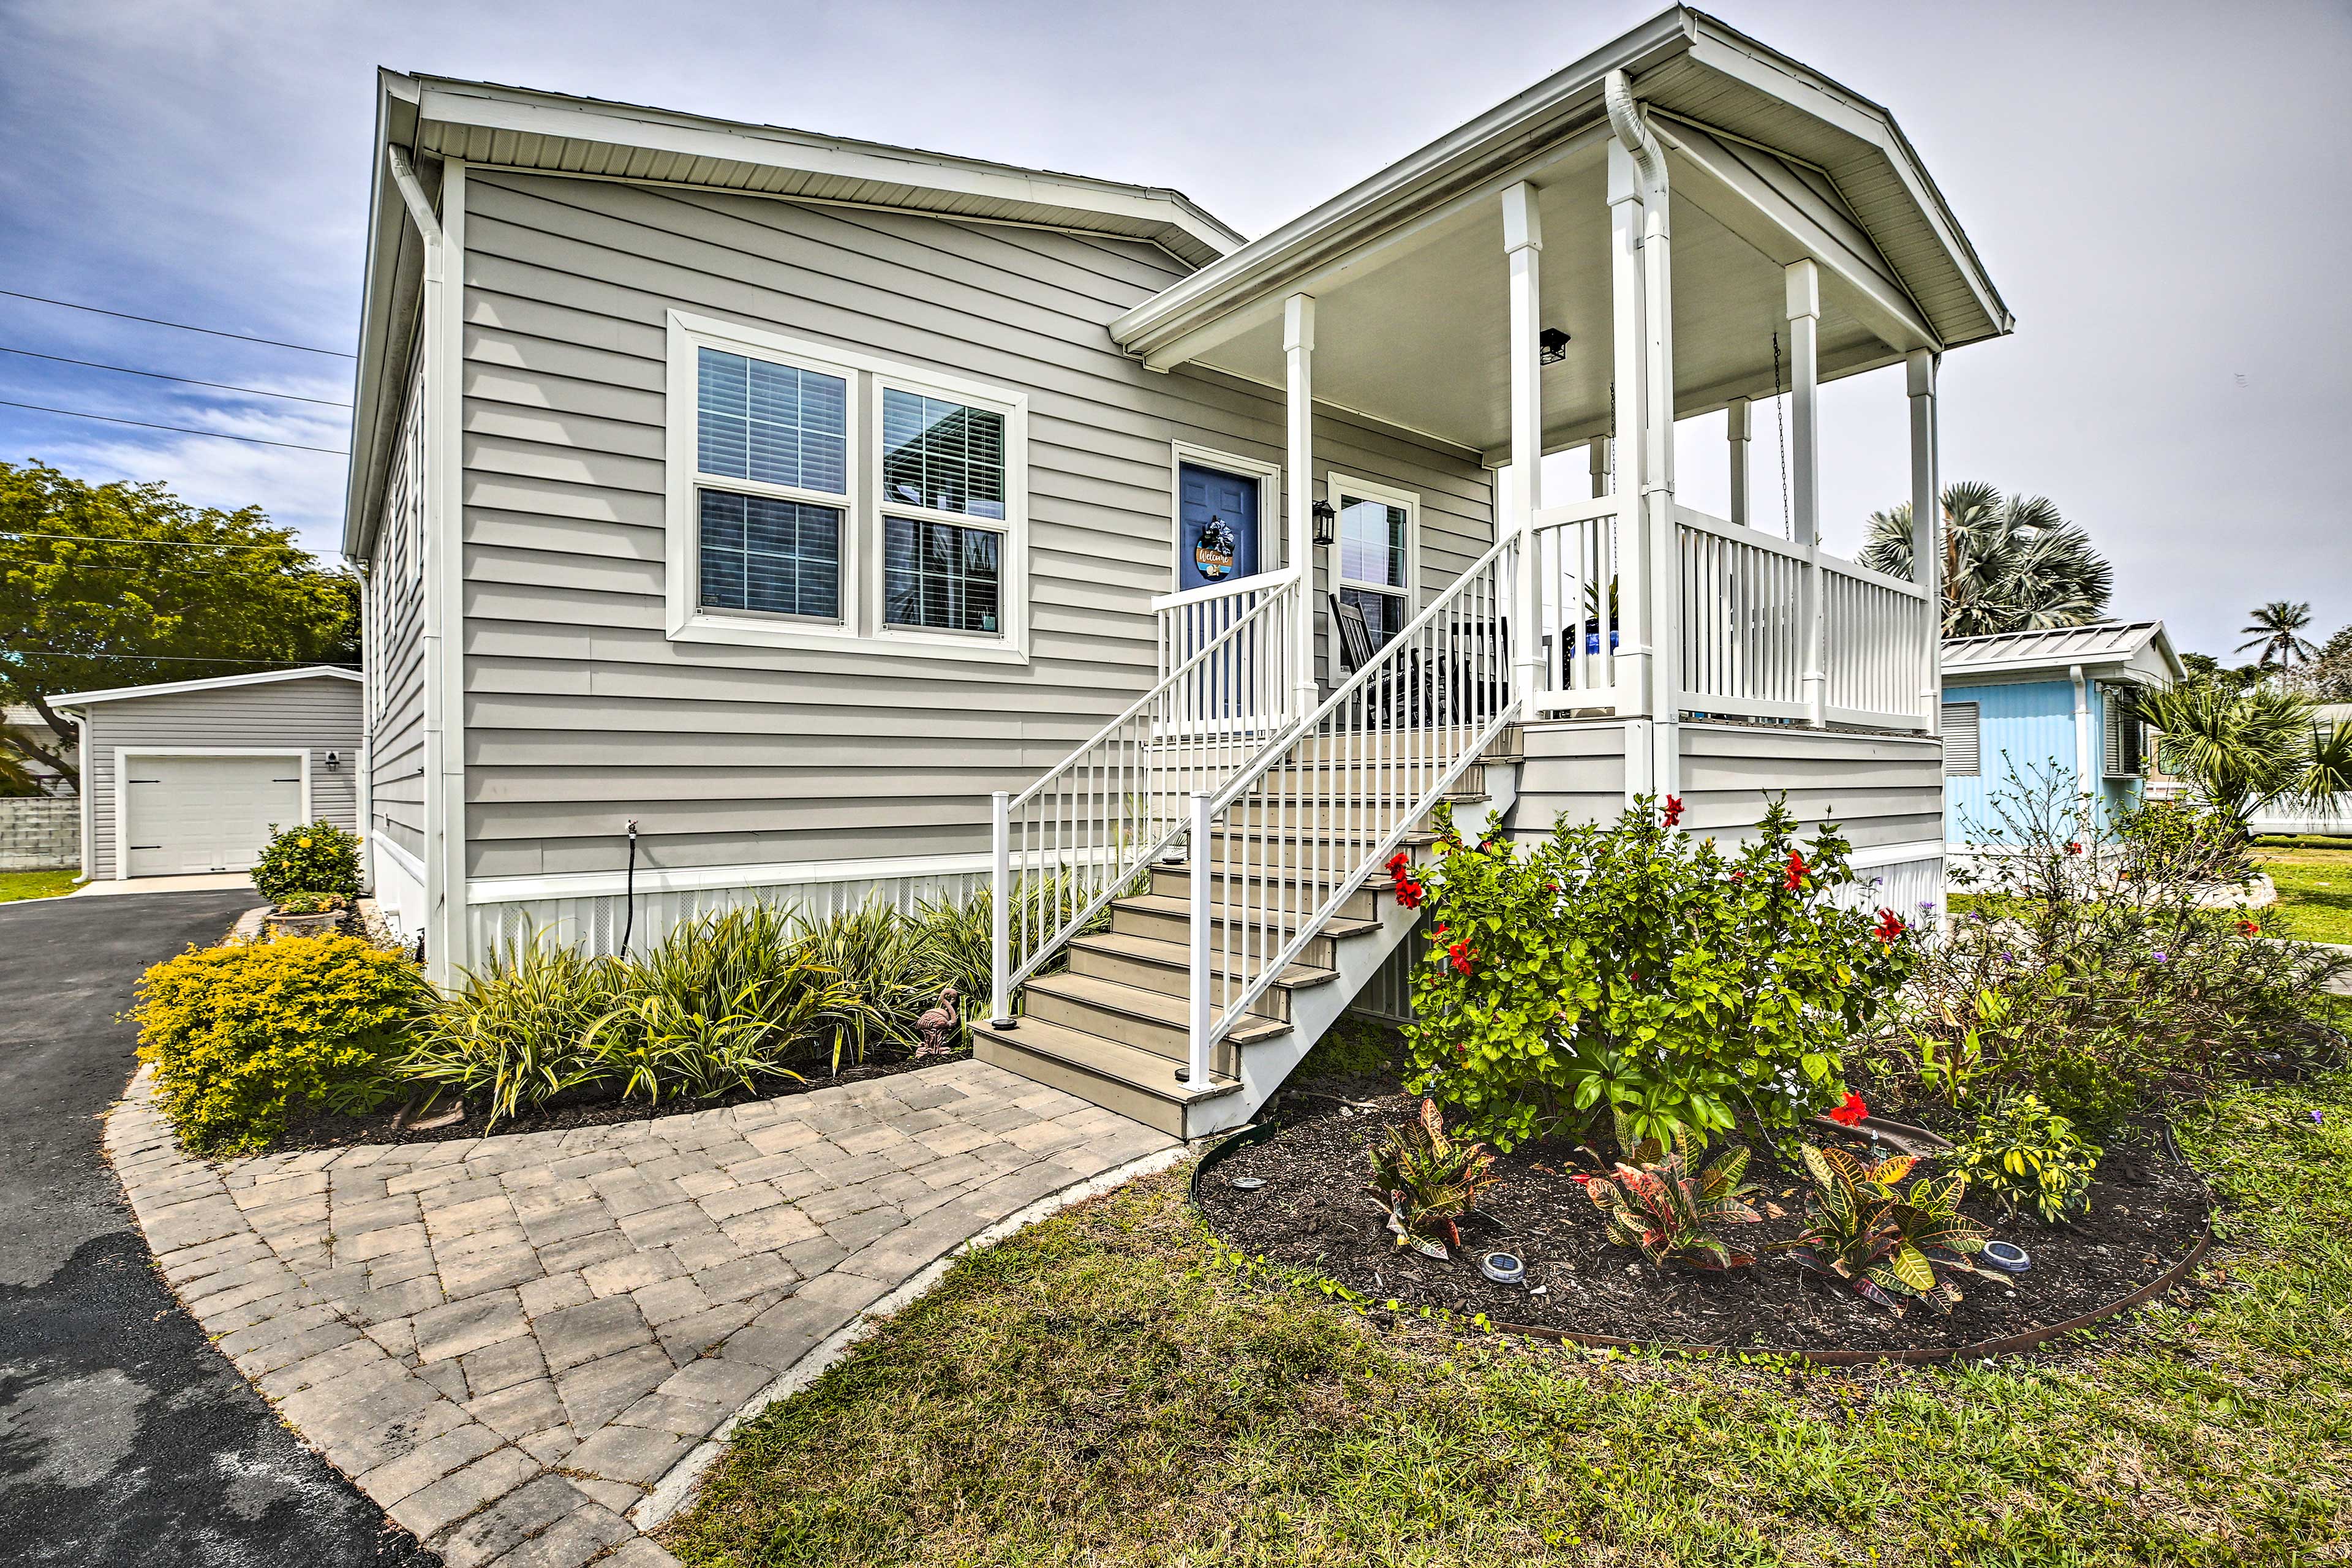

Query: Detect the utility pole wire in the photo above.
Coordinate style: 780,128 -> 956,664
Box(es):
0,288 -> 354,357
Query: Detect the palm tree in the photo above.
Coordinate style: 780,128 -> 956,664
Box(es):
1858,481 -> 2113,638
2132,680 -> 2352,837
2236,600 -> 2317,668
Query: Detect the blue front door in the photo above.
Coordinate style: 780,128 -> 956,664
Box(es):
1175,462 -> 1261,593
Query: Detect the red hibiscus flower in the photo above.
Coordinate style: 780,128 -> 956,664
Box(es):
1662,794 -> 1685,828
2066,841 -> 2083,856
1828,1091 -> 1868,1127
1433,923 -> 1447,935
1385,851 -> 1411,875
2238,918 -> 2260,936
1447,940 -> 1474,974
1783,851 -> 1807,891
1730,869 -> 1747,883
1872,908 -> 1905,944
1394,878 -> 1426,910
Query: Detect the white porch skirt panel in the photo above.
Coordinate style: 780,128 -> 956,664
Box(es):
1346,842 -> 1945,1026
464,865 -> 989,962
371,832 -> 428,943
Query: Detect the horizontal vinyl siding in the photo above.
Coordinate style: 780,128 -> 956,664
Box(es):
84,679 -> 363,878
457,170 -> 1496,882
1679,723 -> 1945,851
1511,719 -> 1629,831
369,356 -> 428,864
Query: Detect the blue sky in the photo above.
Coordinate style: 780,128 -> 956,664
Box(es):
2,0 -> 2346,660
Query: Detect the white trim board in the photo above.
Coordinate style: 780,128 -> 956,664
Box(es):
51,666 -> 361,710
1164,442 -> 1284,596
111,748 -> 312,882
467,848 -> 997,905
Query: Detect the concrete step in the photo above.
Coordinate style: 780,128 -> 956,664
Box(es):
1064,929 -> 1338,1021
1021,970 -> 1292,1060
972,1017 -> 1242,1139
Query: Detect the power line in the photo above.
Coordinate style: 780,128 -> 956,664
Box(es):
0,399 -> 347,454
1,530 -> 318,552
0,289 -> 353,358
0,345 -> 350,407
0,649 -> 355,666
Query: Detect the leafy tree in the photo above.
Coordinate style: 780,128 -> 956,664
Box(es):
2179,651 -> 2264,693
2132,679 -> 2352,835
2288,625 -> 2352,703
0,461 -> 358,787
1858,480 -> 2113,637
2237,600 -> 2318,669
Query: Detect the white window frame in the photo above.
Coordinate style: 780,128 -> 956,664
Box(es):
1157,443 -> 1286,605
664,310 -> 1030,663
1325,470 -> 1419,675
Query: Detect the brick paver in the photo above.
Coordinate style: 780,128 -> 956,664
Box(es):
108,1060 -> 1177,1567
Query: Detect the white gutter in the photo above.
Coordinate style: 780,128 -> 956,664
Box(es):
385,145 -> 465,984
2070,663 -> 2094,812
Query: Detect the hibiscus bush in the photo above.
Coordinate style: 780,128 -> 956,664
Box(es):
1401,796 -> 1919,1156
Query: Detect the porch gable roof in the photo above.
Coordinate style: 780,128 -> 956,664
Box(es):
1111,7 -> 2010,382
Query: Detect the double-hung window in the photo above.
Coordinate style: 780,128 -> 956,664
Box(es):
1332,475 -> 1417,649
665,311 -> 1028,662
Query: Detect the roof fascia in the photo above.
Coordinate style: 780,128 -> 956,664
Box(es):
410,78 -> 1240,260
48,666 -> 363,710
1680,13 -> 2010,339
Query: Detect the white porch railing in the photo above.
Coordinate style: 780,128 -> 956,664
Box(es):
1528,496 -> 1629,714
988,577 -> 1298,1022
1181,533 -> 1520,1082
1153,569 -> 1299,733
1675,505 -> 1933,730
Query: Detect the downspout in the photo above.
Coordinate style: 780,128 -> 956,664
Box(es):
385,144 -> 456,983
1605,70 -> 1679,797
354,559 -> 375,900
74,707 -> 91,884
2069,663 -> 2094,826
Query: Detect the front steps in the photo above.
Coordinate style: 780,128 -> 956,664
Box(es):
975,736 -> 1518,1138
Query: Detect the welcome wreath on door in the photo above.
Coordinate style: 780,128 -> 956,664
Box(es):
1193,514 -> 1238,581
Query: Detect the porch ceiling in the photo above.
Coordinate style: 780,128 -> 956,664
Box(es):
1188,153 -> 1901,458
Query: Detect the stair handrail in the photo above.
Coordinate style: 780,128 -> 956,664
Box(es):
989,576 -> 1302,1025
1181,532 -> 1523,1084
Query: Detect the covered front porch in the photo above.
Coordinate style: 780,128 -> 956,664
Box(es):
1122,9 -> 2008,801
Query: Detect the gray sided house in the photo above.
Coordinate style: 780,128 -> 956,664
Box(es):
48,667 -> 363,881
347,7 -> 2008,1134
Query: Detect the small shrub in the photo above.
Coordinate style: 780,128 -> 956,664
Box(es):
590,923 -> 865,1100
1366,1098 -> 1498,1256
271,890 -> 348,916
1776,1144 -> 1988,1314
252,820 -> 362,902
794,900 -> 933,1068
1404,795 -> 1918,1155
1575,1132 -> 1762,1270
1951,1093 -> 2101,1224
401,933 -> 624,1127
134,935 -> 423,1154
583,981 -> 807,1104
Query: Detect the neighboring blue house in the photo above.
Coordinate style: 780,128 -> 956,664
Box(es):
1940,622 -> 2181,848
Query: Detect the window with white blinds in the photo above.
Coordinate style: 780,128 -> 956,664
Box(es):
1942,701 -> 1981,776
665,312 -> 1028,661
2103,693 -> 2144,778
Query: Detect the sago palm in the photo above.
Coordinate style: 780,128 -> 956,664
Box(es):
1858,481 -> 2113,637
2236,600 -> 2317,668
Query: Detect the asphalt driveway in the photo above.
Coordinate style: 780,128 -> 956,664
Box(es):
0,889 -> 437,1566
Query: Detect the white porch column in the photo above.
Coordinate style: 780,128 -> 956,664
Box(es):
1589,436 -> 1609,500
1607,137 -> 1651,796
1609,70 -> 1678,797
1502,183 -> 1545,710
1726,395 -> 1751,529
1907,349 -> 1942,733
1786,258 -> 1825,727
1283,293 -> 1318,720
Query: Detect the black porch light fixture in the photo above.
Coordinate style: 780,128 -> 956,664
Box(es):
1310,498 -> 1337,547
1539,326 -> 1572,365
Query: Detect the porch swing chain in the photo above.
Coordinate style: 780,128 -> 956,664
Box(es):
1772,331 -> 1790,540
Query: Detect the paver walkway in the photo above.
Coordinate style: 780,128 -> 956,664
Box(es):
108,1060 -> 1177,1567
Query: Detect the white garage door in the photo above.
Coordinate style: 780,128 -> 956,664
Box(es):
123,755 -> 304,877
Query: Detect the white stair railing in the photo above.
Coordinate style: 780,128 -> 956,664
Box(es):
989,578 -> 1298,1025
1181,533 -> 1521,1084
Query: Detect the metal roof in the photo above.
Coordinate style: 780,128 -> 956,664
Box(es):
1941,621 -> 2182,680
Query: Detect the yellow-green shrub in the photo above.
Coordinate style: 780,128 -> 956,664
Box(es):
133,934 -> 424,1155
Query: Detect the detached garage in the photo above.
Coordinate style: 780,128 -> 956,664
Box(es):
53,667 -> 363,883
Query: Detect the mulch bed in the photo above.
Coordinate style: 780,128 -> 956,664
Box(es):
1197,1091 -> 2211,1354
266,1048 -> 968,1155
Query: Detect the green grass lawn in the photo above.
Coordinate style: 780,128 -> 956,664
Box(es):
663,1071 -> 2352,1567
2256,840 -> 2352,946
0,867 -> 77,903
